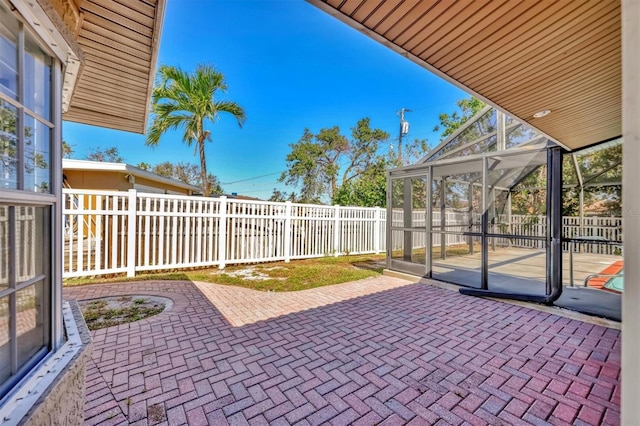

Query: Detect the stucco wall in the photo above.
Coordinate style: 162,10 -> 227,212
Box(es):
20,301 -> 92,426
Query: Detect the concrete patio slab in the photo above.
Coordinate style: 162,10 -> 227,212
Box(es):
64,276 -> 620,425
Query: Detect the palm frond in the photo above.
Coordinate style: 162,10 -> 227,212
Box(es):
214,100 -> 246,128
145,63 -> 246,196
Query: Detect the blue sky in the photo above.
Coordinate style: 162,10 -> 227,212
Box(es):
63,0 -> 467,199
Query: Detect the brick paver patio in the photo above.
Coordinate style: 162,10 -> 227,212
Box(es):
64,276 -> 621,425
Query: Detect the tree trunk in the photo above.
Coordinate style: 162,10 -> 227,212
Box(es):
198,139 -> 210,196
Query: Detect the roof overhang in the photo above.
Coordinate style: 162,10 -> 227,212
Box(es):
309,0 -> 621,151
61,0 -> 167,134
62,159 -> 202,192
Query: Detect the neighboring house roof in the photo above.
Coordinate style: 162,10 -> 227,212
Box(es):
225,194 -> 263,201
310,0 -> 620,151
62,159 -> 202,193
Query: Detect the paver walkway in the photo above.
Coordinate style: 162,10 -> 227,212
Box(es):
64,276 -> 621,426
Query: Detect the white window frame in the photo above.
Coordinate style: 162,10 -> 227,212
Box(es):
0,0 -> 63,403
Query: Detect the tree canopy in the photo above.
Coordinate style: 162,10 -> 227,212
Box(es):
86,146 -> 124,163
268,188 -> 297,203
146,161 -> 223,195
332,156 -> 388,207
279,118 -> 389,204
62,141 -> 74,158
433,96 -> 486,140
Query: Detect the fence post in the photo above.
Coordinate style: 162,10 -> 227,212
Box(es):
334,205 -> 341,256
284,201 -> 292,262
126,189 -> 137,277
218,196 -> 227,269
374,207 -> 381,254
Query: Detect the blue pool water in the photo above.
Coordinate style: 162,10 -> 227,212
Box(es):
605,275 -> 624,292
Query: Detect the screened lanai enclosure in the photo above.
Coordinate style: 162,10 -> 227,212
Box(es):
387,106 -> 623,320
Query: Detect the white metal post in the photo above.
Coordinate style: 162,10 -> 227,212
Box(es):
496,110 -> 506,151
284,201 -> 292,262
126,189 -> 137,277
334,205 -> 341,256
622,0 -> 640,422
218,196 -> 227,269
374,207 -> 381,254
51,61 -> 64,349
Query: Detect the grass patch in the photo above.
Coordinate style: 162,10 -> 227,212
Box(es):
80,298 -> 165,331
64,254 -> 386,292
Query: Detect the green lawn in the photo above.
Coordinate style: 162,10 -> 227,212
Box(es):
63,254 -> 386,292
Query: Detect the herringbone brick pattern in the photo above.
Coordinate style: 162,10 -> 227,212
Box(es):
64,277 -> 621,425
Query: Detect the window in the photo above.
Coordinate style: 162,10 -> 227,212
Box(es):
0,205 -> 50,394
0,1 -> 58,400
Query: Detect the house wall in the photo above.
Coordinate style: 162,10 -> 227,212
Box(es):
63,170 -> 193,195
64,170 -> 131,191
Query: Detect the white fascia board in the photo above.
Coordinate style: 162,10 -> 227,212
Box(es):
62,159 -> 127,172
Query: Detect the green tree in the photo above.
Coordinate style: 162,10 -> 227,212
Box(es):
151,161 -> 223,195
332,156 -> 388,207
86,146 -> 124,163
268,188 -> 297,202
562,144 -> 622,217
433,96 -> 486,140
137,161 -> 152,171
146,64 -> 245,196
510,165 -> 547,216
401,137 -> 430,165
62,141 -> 74,158
279,118 -> 389,203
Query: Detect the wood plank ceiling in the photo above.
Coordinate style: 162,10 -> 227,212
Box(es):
311,0 -> 621,150
62,0 -> 166,134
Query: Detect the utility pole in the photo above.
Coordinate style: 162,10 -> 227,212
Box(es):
397,108 -> 411,166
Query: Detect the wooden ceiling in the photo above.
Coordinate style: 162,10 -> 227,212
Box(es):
310,0 -> 621,150
62,0 -> 166,134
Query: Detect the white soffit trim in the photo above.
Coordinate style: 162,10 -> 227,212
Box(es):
9,0 -> 80,113
306,0 -> 568,151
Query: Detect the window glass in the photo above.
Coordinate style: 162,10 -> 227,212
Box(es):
0,100 -> 18,190
0,296 -> 9,384
24,115 -> 51,193
0,5 -> 18,100
16,281 -> 46,370
24,36 -> 51,120
15,206 -> 48,280
0,204 -> 50,399
0,206 -> 7,291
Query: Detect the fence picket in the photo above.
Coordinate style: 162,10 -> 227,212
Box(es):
61,189 -> 623,278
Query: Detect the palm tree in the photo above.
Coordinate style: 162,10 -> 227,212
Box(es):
146,64 -> 246,195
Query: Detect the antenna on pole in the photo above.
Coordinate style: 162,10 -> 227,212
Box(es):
397,108 -> 412,166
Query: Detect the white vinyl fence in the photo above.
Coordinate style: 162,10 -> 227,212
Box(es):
62,189 -> 386,278
62,189 -> 623,278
